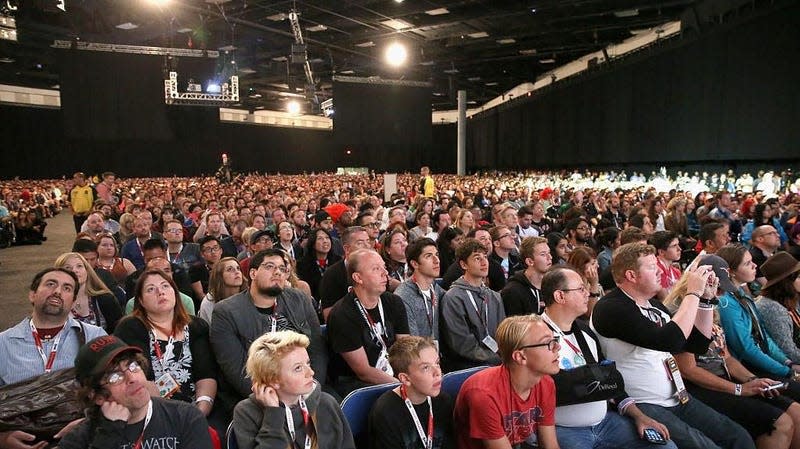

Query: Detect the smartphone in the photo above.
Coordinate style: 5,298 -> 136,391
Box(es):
642,428 -> 668,445
762,382 -> 789,392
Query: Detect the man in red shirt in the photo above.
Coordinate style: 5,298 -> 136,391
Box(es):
454,314 -> 561,449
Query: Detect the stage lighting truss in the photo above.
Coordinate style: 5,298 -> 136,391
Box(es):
164,71 -> 239,106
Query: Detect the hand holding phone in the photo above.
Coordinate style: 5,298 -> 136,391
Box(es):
762,382 -> 788,392
642,428 -> 668,445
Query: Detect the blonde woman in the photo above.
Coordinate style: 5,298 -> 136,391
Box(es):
54,251 -> 123,332
233,330 -> 355,449
199,257 -> 246,324
667,256 -> 800,449
115,212 -> 135,244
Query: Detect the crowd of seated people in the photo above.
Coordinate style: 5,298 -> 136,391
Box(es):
3,165 -> 800,448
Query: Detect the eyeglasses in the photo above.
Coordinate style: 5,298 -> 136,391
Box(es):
559,285 -> 587,293
365,222 -> 381,228
259,263 -> 289,274
165,229 -> 183,234
103,361 -> 141,386
498,233 -> 514,240
202,246 -> 222,253
517,336 -> 561,352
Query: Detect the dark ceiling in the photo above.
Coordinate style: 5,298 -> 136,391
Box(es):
1,0 -> 702,113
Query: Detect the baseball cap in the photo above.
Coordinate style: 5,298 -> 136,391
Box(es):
315,210 -> 331,224
250,229 -> 275,245
699,254 -> 737,293
75,335 -> 142,384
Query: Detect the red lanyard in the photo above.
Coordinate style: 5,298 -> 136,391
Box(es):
285,396 -> 312,449
400,385 -> 434,449
30,320 -> 62,373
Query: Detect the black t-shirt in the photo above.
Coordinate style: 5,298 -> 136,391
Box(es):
319,259 -> 351,312
327,291 -> 409,380
58,397 -> 213,449
369,390 -> 455,449
255,305 -> 292,332
189,263 -> 211,293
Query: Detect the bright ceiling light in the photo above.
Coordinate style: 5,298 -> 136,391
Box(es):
385,42 -> 407,67
287,100 -> 301,114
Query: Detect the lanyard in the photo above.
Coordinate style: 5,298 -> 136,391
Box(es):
285,396 -> 312,449
168,244 -> 183,264
415,279 -> 437,337
30,319 -> 63,373
270,299 -> 280,333
421,289 -> 436,335
354,297 -> 387,349
465,291 -> 489,334
151,329 -> 175,366
541,313 -> 585,361
400,385 -> 434,449
132,399 -> 153,449
530,288 -> 541,313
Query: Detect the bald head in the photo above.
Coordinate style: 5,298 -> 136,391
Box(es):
752,225 -> 780,252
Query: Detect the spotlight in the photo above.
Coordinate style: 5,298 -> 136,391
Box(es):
287,100 -> 301,114
206,83 -> 221,93
385,42 -> 407,67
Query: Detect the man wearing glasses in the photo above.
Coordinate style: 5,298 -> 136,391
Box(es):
564,217 -> 593,252
453,314 -> 561,449
542,266 -> 675,449
163,219 -> 201,274
591,243 -> 753,449
59,335 -> 212,449
748,225 -> 782,287
490,225 -> 523,281
210,248 -> 325,414
190,236 -> 223,302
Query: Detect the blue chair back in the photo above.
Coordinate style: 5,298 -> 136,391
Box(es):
340,382 -> 398,438
226,421 -> 238,449
441,365 -> 487,399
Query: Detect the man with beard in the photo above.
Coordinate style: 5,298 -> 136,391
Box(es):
565,217 -> 593,251
0,268 -> 107,449
210,248 -> 325,414
120,215 -> 156,270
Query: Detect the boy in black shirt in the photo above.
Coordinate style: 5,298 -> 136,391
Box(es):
369,336 -> 455,449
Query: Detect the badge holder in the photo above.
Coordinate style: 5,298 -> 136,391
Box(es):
155,372 -> 180,398
664,356 -> 689,404
482,335 -> 499,353
376,350 -> 394,376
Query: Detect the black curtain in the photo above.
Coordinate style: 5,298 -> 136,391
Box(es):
467,3 -> 800,170
333,80 -> 432,171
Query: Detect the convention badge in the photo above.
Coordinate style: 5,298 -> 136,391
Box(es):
664,356 -> 689,404
376,350 -> 394,376
482,335 -> 499,353
155,372 -> 180,398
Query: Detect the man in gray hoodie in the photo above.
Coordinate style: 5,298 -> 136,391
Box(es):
440,238 -> 506,372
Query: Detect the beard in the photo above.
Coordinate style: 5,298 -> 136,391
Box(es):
256,284 -> 283,297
